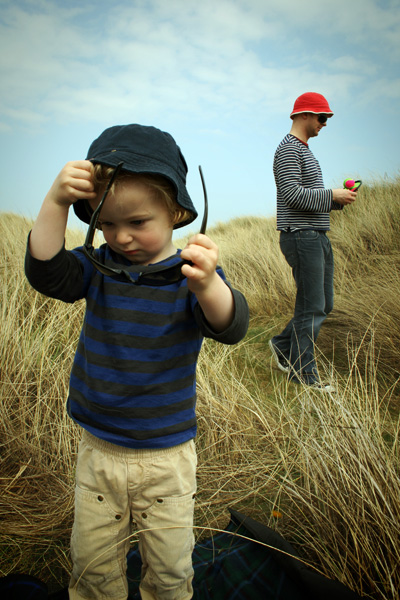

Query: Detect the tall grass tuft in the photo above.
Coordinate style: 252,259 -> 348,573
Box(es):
1,175 -> 400,598
271,348 -> 400,600
0,215 -> 83,580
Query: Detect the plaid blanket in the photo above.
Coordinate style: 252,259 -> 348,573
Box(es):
127,510 -> 361,600
0,512 -> 363,599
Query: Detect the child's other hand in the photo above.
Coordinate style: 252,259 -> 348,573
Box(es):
47,160 -> 96,208
180,233 -> 235,331
180,234 -> 219,293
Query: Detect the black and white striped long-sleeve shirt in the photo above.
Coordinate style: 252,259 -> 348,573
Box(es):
273,134 -> 342,231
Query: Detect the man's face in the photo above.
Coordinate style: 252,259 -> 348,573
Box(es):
305,113 -> 327,138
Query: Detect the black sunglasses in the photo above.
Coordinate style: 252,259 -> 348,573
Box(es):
82,162 -> 208,286
317,114 -> 329,124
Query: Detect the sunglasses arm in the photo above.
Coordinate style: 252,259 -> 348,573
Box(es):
83,162 -> 124,251
198,166 -> 208,235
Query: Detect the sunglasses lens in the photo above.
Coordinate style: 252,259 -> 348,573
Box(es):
83,248 -> 117,276
137,262 -> 186,286
84,245 -> 186,286
318,114 -> 328,124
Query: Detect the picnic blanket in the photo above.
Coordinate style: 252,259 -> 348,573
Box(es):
127,509 -> 362,600
0,509 -> 362,599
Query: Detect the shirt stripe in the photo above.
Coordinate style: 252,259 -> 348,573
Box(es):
273,134 -> 342,230
24,239 -> 249,449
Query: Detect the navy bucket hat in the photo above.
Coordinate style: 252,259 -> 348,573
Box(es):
73,124 -> 198,230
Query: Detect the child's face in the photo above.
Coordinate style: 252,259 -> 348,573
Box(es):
89,178 -> 176,265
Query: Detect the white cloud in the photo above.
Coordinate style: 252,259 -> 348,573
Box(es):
0,0 -> 399,134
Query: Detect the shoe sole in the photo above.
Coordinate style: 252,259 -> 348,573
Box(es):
311,384 -> 336,393
290,377 -> 336,393
269,340 -> 290,374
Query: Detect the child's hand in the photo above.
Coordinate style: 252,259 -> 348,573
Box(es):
180,234 -> 219,293
47,160 -> 96,208
180,234 -> 235,332
29,160 -> 96,261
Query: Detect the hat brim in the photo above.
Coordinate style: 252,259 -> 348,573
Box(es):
290,110 -> 334,119
73,152 -> 198,230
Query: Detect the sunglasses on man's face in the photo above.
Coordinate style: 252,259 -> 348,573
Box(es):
82,162 -> 208,286
317,114 -> 329,124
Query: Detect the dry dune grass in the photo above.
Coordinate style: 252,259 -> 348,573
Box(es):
0,215 -> 84,579
203,177 -> 400,384
1,176 -> 400,599
179,215 -> 295,320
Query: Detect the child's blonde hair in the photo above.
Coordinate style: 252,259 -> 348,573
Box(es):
93,164 -> 194,227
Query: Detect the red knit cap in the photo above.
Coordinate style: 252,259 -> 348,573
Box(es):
290,92 -> 333,119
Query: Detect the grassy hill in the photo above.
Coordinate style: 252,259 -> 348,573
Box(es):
1,176 -> 400,598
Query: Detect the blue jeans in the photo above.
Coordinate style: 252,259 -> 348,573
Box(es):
271,230 -> 334,378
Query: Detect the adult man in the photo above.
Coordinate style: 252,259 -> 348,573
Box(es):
270,92 -> 358,391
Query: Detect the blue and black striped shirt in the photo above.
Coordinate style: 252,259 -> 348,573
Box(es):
273,134 -> 342,230
25,241 -> 249,449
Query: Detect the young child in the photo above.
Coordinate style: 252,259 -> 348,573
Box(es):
25,124 -> 249,600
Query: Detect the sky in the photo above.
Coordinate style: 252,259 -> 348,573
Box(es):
1,0 -> 399,233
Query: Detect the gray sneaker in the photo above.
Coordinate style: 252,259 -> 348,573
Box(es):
269,339 -> 290,374
291,373 -> 336,393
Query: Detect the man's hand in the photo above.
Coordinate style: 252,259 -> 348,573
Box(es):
332,188 -> 358,205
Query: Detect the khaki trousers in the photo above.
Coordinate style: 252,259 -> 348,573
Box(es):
69,431 -> 197,600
